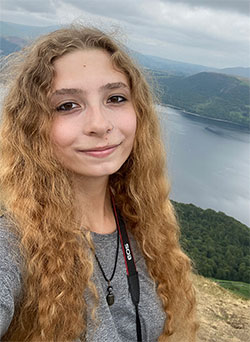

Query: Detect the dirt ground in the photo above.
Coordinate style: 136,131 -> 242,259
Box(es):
194,275 -> 250,342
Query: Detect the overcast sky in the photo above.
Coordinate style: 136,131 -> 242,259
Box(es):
1,0 -> 250,68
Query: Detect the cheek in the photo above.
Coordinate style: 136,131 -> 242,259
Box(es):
50,119 -> 75,148
119,111 -> 137,139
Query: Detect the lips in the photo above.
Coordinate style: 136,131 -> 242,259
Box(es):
81,143 -> 120,152
77,143 -> 121,158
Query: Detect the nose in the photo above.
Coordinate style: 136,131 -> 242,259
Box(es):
83,104 -> 113,136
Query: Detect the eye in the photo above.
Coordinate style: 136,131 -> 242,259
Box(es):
56,102 -> 79,112
107,95 -> 127,104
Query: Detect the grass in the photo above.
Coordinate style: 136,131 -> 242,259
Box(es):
210,278 -> 250,300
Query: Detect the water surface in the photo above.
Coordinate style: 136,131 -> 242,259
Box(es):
158,106 -> 250,227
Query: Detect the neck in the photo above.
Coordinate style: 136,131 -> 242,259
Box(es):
73,175 -> 116,234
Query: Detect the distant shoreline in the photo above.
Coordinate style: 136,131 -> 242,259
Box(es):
162,103 -> 250,132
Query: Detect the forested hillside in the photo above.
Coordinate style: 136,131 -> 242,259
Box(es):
172,201 -> 250,283
154,71 -> 250,129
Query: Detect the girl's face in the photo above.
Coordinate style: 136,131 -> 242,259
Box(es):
50,49 -> 137,181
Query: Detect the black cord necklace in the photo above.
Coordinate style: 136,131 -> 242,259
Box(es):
93,192 -> 142,341
94,226 -> 119,306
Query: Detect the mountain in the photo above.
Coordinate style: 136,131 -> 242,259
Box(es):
0,36 -> 20,55
155,71 -> 250,129
218,67 -> 250,79
0,21 -> 58,56
0,21 -> 58,39
131,50 -> 216,76
133,52 -> 250,79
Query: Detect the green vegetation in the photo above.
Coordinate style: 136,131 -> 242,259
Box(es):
154,71 -> 250,129
172,201 -> 250,284
210,279 -> 250,300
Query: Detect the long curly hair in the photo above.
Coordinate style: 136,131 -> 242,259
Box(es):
0,25 -> 197,341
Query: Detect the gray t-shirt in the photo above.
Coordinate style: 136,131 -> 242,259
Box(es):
0,216 -> 166,341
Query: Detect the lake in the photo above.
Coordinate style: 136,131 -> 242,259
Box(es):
158,106 -> 250,227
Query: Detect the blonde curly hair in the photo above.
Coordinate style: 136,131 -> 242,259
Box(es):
0,25 -> 197,341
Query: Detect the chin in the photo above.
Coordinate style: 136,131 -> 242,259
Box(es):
91,166 -> 123,177
72,164 -> 123,179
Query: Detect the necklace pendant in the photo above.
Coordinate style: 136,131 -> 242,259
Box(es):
106,292 -> 115,306
106,285 -> 115,306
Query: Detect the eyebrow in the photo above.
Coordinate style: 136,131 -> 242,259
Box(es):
51,82 -> 128,98
51,88 -> 83,97
100,82 -> 128,91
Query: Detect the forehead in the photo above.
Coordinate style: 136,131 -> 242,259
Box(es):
52,48 -> 128,91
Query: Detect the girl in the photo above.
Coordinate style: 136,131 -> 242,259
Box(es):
0,26 -> 197,341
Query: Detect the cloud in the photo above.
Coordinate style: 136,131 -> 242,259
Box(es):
67,0 -> 142,19
1,0 -> 56,14
160,0 -> 250,16
0,0 -> 249,68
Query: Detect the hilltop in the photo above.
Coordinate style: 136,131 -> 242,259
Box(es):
195,275 -> 250,342
155,71 -> 250,129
